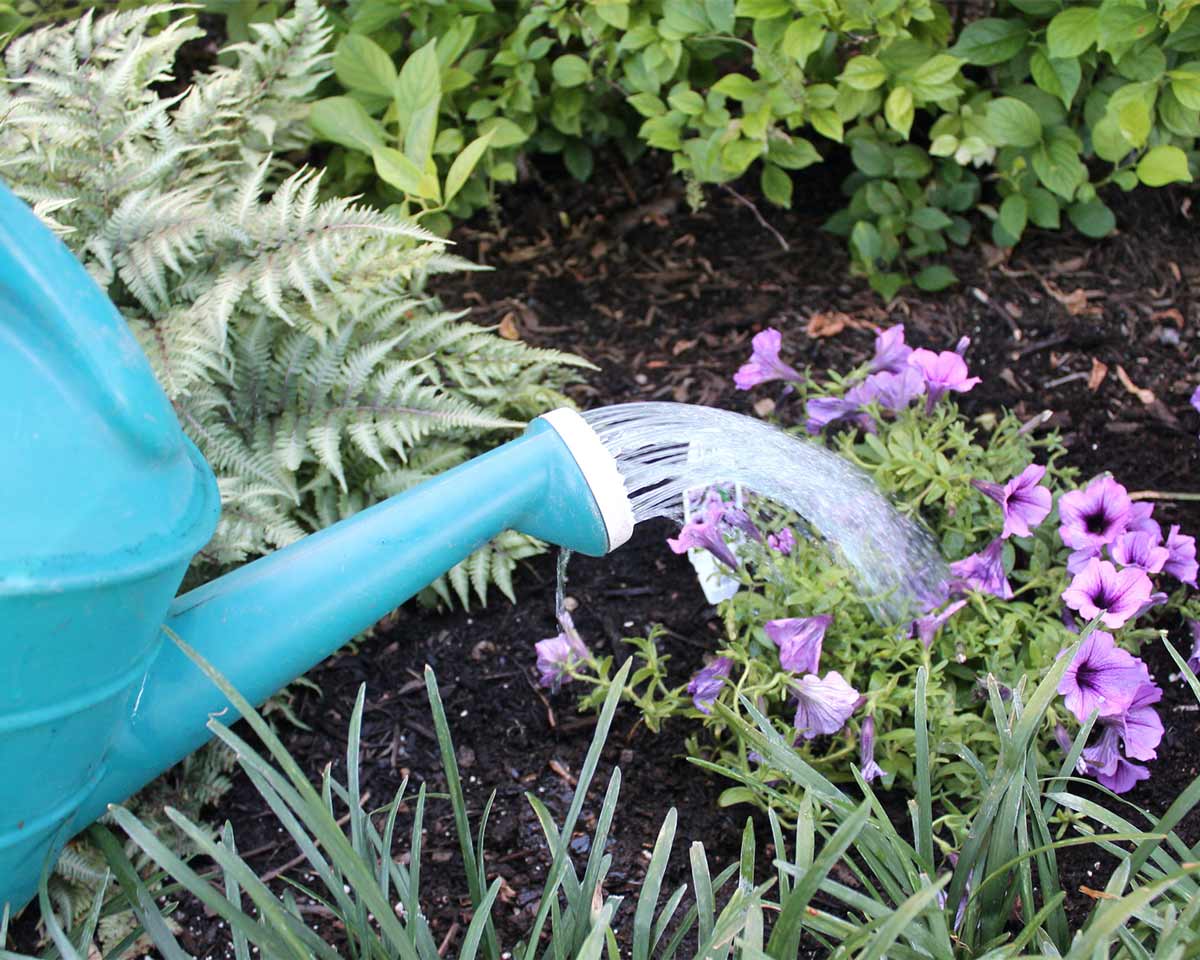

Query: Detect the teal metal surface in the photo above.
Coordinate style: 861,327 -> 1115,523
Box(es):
0,181 -> 612,913
0,180 -> 222,908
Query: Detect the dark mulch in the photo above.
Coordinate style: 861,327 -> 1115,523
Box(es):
18,154 -> 1200,956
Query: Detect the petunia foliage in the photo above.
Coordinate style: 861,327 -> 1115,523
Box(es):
556,325 -> 1197,839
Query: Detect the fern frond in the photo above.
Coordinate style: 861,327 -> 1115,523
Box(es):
1,1 -> 585,609
53,844 -> 107,884
100,185 -> 209,311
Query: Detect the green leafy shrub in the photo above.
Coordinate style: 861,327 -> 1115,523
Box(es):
311,0 -> 1196,296
0,1 -> 590,605
310,29 -> 512,235
558,326 -> 1196,840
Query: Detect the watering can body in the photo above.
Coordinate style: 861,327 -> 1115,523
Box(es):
0,183 -> 631,912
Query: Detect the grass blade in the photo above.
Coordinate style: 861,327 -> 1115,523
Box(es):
914,667 -> 934,871
851,876 -> 948,960
767,801 -> 872,957
632,808 -> 676,960
88,823 -> 191,960
424,666 -> 499,960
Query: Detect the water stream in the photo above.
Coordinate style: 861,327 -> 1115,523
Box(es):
554,547 -> 573,624
581,402 -> 948,622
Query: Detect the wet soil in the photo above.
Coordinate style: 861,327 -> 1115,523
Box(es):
16,153 -> 1200,956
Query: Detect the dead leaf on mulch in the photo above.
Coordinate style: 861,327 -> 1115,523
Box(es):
1044,281 -> 1103,316
498,313 -> 521,340
1051,255 -> 1089,275
1153,307 -> 1185,328
1088,358 -> 1108,391
549,758 -> 577,786
806,311 -> 872,338
1080,886 -> 1120,901
754,397 -> 775,417
806,312 -> 849,338
1116,365 -> 1156,405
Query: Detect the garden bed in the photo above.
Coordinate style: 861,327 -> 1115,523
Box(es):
150,156 -> 1200,957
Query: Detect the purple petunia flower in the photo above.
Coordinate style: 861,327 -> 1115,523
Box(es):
870,324 -> 912,374
668,496 -> 739,570
911,598 -> 967,648
722,502 -> 763,542
767,527 -> 796,555
907,348 -> 981,411
1058,477 -> 1132,551
859,716 -> 885,783
1187,620 -> 1200,674
1078,679 -> 1162,794
950,538 -> 1013,599
734,328 -> 803,391
1110,681 -> 1164,762
1126,501 -> 1162,541
804,394 -> 874,434
972,464 -> 1053,539
1067,546 -> 1103,575
688,657 -> 732,714
1079,725 -> 1150,794
1163,524 -> 1198,587
862,367 -> 926,411
535,612 -> 592,690
1191,384 -> 1200,415
1132,591 -> 1168,621
1054,722 -> 1074,755
1061,558 -> 1154,629
766,615 -> 832,674
792,671 -> 861,739
1057,630 -> 1148,722
535,635 -> 575,688
1109,531 -> 1169,574
807,370 -> 925,433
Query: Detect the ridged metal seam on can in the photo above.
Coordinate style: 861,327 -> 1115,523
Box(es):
0,438 -> 220,596
0,650 -> 158,734
0,762 -> 106,851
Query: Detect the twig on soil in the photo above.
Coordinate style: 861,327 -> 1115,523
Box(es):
1044,371 -> 1090,389
495,848 -> 540,864
1128,491 -> 1200,502
720,184 -> 789,251
1017,410 -> 1054,434
1014,332 -> 1070,357
437,921 -> 461,957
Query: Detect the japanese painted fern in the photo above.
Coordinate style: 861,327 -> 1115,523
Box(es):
0,1 -> 589,606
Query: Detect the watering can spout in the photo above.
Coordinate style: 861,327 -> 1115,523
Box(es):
0,176 -> 634,913
78,407 -> 634,834
2,407 -> 634,913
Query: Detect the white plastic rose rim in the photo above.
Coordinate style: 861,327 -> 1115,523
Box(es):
538,408 -> 635,553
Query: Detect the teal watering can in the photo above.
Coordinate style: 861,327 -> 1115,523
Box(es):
0,183 -> 635,912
